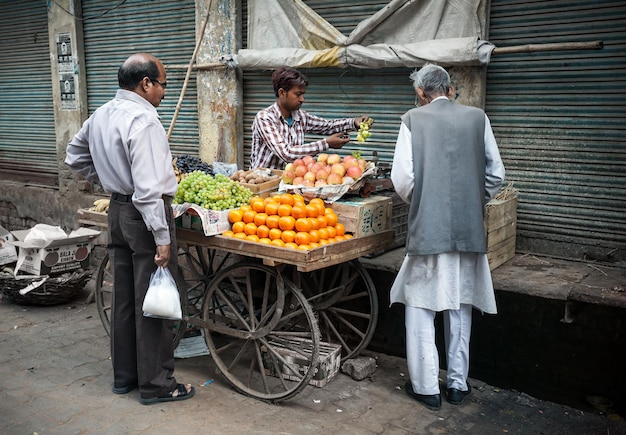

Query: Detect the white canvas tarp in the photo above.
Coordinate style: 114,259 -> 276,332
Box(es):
227,0 -> 495,70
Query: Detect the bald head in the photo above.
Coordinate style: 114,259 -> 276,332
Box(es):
118,53 -> 162,90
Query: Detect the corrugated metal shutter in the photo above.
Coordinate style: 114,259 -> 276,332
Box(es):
0,1 -> 57,185
81,0 -> 199,155
486,0 -> 626,261
242,1 -> 414,168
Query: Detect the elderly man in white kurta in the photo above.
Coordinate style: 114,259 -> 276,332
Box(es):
391,64 -> 505,411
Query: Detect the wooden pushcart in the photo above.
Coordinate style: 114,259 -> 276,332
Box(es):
78,209 -> 394,402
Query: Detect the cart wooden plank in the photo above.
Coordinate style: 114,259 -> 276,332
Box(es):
176,228 -> 395,272
77,208 -> 109,229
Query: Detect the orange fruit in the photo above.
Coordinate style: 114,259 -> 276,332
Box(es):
317,215 -> 328,228
327,237 -> 337,244
256,224 -> 270,239
233,232 -> 247,239
265,202 -> 279,216
297,244 -> 311,251
309,197 -> 325,209
269,228 -> 283,240
319,239 -> 330,246
239,205 -> 251,213
344,233 -> 353,239
279,215 -> 296,231
246,234 -> 260,242
308,217 -> 320,230
232,221 -> 245,233
242,209 -> 257,224
325,212 -> 338,226
311,202 -> 325,216
278,194 -> 294,206
292,194 -> 305,204
308,229 -> 320,243
291,205 -> 307,219
309,242 -> 320,249
326,226 -> 337,238
305,204 -> 319,218
254,212 -> 268,226
277,204 -> 293,217
270,239 -> 285,247
259,237 -> 272,244
334,223 -> 345,236
335,235 -> 346,241
295,231 -> 311,246
251,198 -> 266,213
324,207 -> 334,215
266,215 -> 280,229
318,227 -> 329,240
228,209 -> 243,223
285,242 -> 299,249
281,230 -> 296,243
293,200 -> 306,209
295,218 -> 311,232
222,230 -> 234,237
264,196 -> 278,204
244,222 -> 257,235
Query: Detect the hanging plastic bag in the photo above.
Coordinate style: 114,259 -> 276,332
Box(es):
142,266 -> 182,320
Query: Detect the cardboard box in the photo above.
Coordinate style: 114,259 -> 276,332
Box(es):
330,195 -> 393,237
484,197 -> 518,271
240,169 -> 283,198
8,227 -> 100,276
262,338 -> 341,388
0,225 -> 18,266
173,204 -> 231,236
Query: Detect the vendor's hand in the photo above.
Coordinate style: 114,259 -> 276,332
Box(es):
354,115 -> 371,129
154,244 -> 171,268
327,132 -> 351,149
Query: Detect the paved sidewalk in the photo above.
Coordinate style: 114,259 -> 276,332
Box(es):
0,284 -> 624,435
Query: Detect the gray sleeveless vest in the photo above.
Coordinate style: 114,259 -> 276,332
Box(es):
401,99 -> 488,255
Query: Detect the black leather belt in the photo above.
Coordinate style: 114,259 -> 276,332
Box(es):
111,192 -> 132,202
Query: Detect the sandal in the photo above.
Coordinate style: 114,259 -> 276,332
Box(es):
139,383 -> 195,405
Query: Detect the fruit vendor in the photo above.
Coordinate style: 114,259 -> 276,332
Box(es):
65,53 -> 194,406
250,66 -> 371,169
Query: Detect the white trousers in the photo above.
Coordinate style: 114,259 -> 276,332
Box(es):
405,304 -> 472,395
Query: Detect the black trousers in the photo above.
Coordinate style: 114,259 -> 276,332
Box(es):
107,196 -> 178,399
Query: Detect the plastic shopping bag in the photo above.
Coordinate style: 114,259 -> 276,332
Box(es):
142,266 -> 182,320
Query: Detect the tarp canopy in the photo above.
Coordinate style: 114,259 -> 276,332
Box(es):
226,0 -> 495,70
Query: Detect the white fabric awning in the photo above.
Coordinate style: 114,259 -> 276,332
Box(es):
225,0 -> 494,70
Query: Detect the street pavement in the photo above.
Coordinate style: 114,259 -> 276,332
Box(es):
1,281 -> 624,435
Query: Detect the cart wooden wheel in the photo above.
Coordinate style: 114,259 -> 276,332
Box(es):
287,259 -> 379,359
95,253 -> 113,336
176,245 -> 232,339
199,262 -> 320,402
94,252 -> 187,346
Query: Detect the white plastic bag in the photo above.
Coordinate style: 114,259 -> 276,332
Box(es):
142,266 -> 182,320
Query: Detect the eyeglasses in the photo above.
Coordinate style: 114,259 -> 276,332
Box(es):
150,78 -> 167,89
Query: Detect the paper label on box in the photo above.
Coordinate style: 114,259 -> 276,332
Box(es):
0,225 -> 18,266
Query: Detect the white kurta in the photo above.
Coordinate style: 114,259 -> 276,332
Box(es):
390,102 -> 504,314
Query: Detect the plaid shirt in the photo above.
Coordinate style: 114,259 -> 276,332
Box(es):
250,103 -> 355,169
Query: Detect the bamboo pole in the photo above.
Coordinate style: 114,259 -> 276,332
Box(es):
492,40 -> 603,55
167,0 -> 213,140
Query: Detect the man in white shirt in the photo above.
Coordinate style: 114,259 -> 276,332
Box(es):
391,64 -> 505,411
65,53 -> 194,405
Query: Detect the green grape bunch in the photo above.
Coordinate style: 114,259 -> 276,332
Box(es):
356,117 -> 374,142
173,171 -> 253,210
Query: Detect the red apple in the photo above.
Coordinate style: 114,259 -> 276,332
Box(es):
317,153 -> 329,164
302,155 -> 315,166
346,166 -> 363,179
331,163 -> 347,177
327,173 -> 343,185
343,155 -> 356,166
358,158 -> 367,171
293,176 -> 304,185
293,158 -> 305,167
282,170 -> 296,184
327,154 -> 341,165
315,180 -> 328,187
294,165 -> 307,178
304,171 -> 316,183
284,162 -> 295,172
315,169 -> 329,181
302,179 -> 314,187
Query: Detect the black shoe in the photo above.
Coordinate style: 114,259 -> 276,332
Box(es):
112,385 -> 136,394
404,382 -> 441,411
446,384 -> 472,405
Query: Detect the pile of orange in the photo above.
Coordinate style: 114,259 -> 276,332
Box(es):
223,193 -> 352,250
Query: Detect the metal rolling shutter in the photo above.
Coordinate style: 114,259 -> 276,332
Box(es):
0,1 -> 56,185
486,0 -> 626,260
81,0 -> 199,155
242,1 -> 414,168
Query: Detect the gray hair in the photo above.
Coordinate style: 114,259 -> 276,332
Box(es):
409,64 -> 451,97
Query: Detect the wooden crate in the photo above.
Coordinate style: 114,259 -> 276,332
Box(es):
330,195 -> 393,237
262,338 -> 341,388
77,208 -> 108,228
484,197 -> 517,271
240,169 -> 283,198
